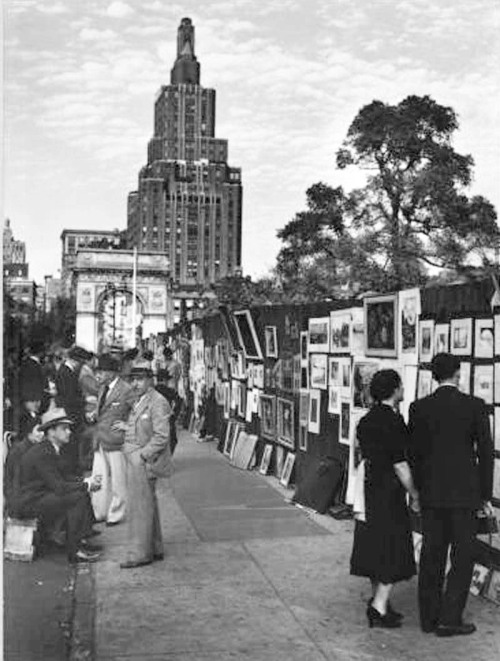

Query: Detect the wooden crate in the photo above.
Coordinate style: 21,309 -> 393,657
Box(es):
3,517 -> 38,562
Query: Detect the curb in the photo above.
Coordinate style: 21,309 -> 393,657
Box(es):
69,563 -> 95,661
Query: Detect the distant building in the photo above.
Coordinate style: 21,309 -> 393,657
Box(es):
3,218 -> 26,265
43,275 -> 63,314
4,263 -> 29,279
60,228 -> 126,295
126,18 -> 242,292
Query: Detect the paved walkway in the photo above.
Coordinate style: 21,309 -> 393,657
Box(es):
76,431 -> 500,661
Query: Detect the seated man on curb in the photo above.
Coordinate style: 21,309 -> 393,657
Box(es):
16,408 -> 103,564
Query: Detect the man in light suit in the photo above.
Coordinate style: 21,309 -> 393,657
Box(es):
91,354 -> 135,526
408,353 -> 494,637
113,360 -> 173,568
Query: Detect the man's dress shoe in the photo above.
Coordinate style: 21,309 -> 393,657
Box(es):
435,623 -> 477,637
120,559 -> 153,569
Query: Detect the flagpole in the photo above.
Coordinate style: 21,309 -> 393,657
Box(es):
132,247 -> 137,347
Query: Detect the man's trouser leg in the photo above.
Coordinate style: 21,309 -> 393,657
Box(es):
419,508 -> 449,629
123,450 -> 155,563
105,449 -> 127,524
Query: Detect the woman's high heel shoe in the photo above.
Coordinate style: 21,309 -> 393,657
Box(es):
366,605 -> 402,629
367,599 -> 403,622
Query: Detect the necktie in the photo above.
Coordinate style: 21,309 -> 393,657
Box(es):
98,385 -> 109,414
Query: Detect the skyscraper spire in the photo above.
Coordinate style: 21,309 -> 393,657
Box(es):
171,17 -> 200,85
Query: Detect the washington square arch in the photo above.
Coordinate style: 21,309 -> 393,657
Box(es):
72,250 -> 172,353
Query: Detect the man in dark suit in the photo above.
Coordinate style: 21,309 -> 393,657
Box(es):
17,408 -> 103,563
19,338 -> 48,410
55,346 -> 92,474
408,353 -> 494,637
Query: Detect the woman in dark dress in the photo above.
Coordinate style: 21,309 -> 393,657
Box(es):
350,369 -> 420,628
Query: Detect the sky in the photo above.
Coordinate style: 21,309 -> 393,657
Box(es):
4,0 -> 500,284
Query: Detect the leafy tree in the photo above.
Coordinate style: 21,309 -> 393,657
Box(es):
277,95 -> 499,296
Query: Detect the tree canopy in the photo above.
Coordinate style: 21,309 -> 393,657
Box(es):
276,95 -> 499,298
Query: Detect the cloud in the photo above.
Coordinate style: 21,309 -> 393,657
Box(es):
106,1 -> 134,18
36,2 -> 68,14
79,28 -> 118,42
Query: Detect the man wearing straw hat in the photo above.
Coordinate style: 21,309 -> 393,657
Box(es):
16,408 -> 103,564
112,359 -> 173,568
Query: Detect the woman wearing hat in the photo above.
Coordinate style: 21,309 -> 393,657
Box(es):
112,360 -> 173,568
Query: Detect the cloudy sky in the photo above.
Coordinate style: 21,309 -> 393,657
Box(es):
4,0 -> 500,283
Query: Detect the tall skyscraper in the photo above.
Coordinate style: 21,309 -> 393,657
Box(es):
127,18 -> 242,289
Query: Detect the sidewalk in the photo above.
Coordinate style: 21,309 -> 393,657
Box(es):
73,431 -> 500,661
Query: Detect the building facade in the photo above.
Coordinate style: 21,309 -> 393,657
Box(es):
3,218 -> 26,265
127,18 -> 242,290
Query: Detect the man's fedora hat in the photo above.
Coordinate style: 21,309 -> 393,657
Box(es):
96,354 -> 120,372
129,359 -> 153,378
39,408 -> 73,432
68,346 -> 94,362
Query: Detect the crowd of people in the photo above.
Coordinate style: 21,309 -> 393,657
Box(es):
350,354 -> 494,638
4,339 -> 182,567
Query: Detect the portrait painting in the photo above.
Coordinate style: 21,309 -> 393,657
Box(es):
264,325 -> 278,358
277,397 -> 295,449
308,317 -> 330,353
310,353 -> 328,390
475,318 -> 494,359
400,289 -> 419,353
473,364 -> 493,405
450,318 -> 472,356
259,394 -> 276,440
259,444 -> 273,476
299,424 -> 308,451
353,362 -> 379,409
330,310 -> 351,354
233,310 -> 263,360
340,400 -> 351,445
364,294 -> 398,358
419,319 -> 434,363
434,323 -> 450,354
308,389 -> 321,434
280,452 -> 296,487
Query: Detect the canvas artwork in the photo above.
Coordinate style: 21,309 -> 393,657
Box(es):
308,389 -> 321,434
299,424 -> 308,451
450,318 -> 473,356
340,400 -> 351,445
277,397 -> 295,449
419,319 -> 435,363
417,369 -> 433,399
365,294 -> 398,358
310,353 -> 328,390
459,362 -> 471,394
328,386 -> 341,414
280,452 -> 296,487
330,310 -> 351,354
353,362 -> 379,409
300,331 -> 308,364
259,444 -> 273,475
308,317 -> 330,353
299,389 -> 310,424
474,364 -> 494,405
260,394 -> 276,440
400,290 -> 420,353
475,318 -> 494,359
329,358 -> 341,386
434,323 -> 450,354
233,310 -> 263,360
275,445 -> 285,479
264,325 -> 278,358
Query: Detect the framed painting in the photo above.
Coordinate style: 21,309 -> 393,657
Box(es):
340,358 -> 351,396
277,397 -> 295,449
400,288 -> 420,353
233,310 -> 263,360
259,444 -> 273,475
473,364 -> 494,405
329,357 -> 341,386
280,452 -> 296,487
310,353 -> 328,390
340,399 -> 351,445
259,394 -> 276,440
459,361 -> 471,394
299,424 -> 308,451
300,331 -> 308,365
450,318 -> 473,356
353,361 -> 379,409
364,294 -> 398,358
475,318 -> 494,359
264,325 -> 278,358
330,310 -> 351,354
434,323 -> 450,355
275,446 -> 285,479
299,389 -> 310,425
308,389 -> 321,434
328,386 -> 341,414
417,369 -> 433,399
301,365 -> 309,389
419,319 -> 435,363
308,317 -> 330,354
494,407 -> 500,453
223,421 -> 241,458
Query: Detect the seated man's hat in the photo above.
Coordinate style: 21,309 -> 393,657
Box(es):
39,408 -> 73,432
